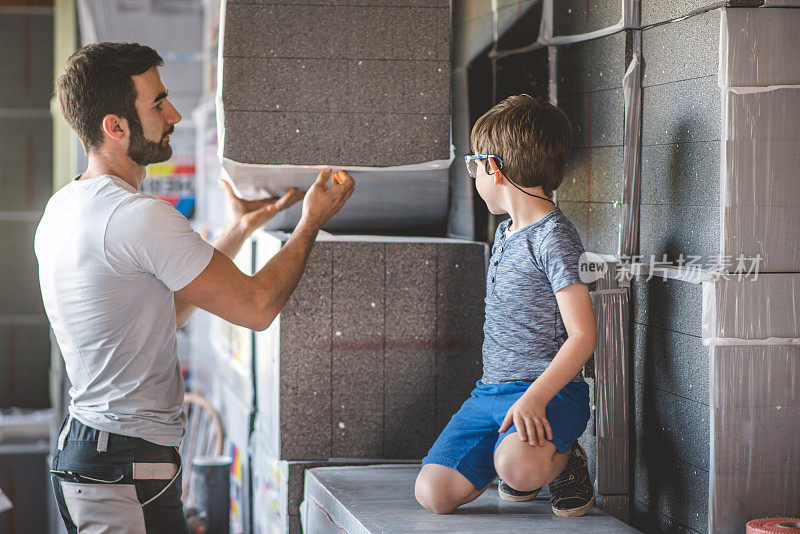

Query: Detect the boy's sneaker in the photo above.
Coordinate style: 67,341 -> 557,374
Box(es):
548,442 -> 595,517
497,479 -> 541,502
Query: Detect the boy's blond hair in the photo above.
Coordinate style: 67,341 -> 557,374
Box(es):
470,94 -> 572,197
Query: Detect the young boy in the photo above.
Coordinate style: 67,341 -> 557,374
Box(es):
415,94 -> 597,517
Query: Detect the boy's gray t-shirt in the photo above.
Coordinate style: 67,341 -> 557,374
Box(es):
482,208 -> 587,384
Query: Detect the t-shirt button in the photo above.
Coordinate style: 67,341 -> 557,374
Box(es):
499,247 -> 504,252
491,277 -> 495,283
493,261 -> 498,266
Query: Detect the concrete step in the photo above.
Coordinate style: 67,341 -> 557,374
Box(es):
302,465 -> 641,533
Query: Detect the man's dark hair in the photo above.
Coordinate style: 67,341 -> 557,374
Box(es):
56,42 -> 164,151
470,94 -> 573,198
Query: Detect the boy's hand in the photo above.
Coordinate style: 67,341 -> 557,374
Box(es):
499,393 -> 553,447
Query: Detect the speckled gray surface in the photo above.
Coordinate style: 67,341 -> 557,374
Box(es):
495,46 -> 550,102
222,110 -> 450,166
633,429 -> 709,533
221,2 -> 451,167
640,0 -> 762,28
552,0 -> 625,36
640,142 -> 719,207
632,322 -> 709,405
559,88 -> 625,149
559,146 -> 625,204
223,4 -> 449,60
641,76 -> 721,146
641,9 -> 720,87
254,234 -> 486,461
558,200 -> 621,256
222,57 -> 450,114
630,276 -> 704,336
638,203 -> 721,266
557,31 -> 630,96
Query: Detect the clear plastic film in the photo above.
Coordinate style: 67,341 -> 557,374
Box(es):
701,274 -> 800,533
618,36 -> 642,259
491,0 -> 640,60
719,8 -> 800,273
215,0 -> 453,232
589,258 -> 631,498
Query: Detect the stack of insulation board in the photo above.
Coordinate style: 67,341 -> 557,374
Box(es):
217,0 -> 452,232
249,232 -> 486,533
556,29 -> 633,255
632,5 -> 800,533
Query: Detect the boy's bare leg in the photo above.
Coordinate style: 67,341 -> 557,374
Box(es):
415,464 -> 492,514
493,433 -> 569,491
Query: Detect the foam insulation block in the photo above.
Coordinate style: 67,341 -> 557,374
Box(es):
495,46 -> 550,102
633,417 -> 710,533
630,269 -> 800,533
219,1 -> 452,231
557,31 -> 629,96
254,232 -> 486,461
555,32 -> 633,256
640,7 -> 800,271
558,201 -> 620,257
632,322 -> 709,405
552,0 -> 626,37
709,345 -> 800,534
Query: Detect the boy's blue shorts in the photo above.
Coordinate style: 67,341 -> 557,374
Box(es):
422,379 -> 591,491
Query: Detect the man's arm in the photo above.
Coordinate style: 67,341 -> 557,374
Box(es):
175,168 -> 353,331
174,180 -> 304,327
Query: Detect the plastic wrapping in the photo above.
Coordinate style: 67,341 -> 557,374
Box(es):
215,0 -> 453,232
719,8 -> 800,273
701,274 -> 800,534
618,38 -> 642,259
588,258 -> 631,497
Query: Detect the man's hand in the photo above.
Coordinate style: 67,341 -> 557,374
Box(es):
300,168 -> 355,229
220,179 -> 305,234
499,393 -> 553,447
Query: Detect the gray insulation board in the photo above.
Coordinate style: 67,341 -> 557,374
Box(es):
709,345 -> 800,534
640,7 -> 800,271
303,465 -> 641,533
633,432 -> 710,534
254,233 -> 486,461
552,0 -> 625,37
221,2 -> 451,167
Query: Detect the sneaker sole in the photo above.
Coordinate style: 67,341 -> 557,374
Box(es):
552,494 -> 595,517
498,488 -> 541,502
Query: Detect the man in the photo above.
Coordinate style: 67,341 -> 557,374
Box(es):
35,42 -> 353,533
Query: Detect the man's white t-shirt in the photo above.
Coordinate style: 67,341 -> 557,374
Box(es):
35,174 -> 214,446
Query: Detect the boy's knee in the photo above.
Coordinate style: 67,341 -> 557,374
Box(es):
414,476 -> 459,515
495,451 -> 554,491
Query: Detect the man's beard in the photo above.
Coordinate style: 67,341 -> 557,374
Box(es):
127,116 -> 173,166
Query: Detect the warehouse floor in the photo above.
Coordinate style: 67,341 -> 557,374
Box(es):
302,465 -> 640,533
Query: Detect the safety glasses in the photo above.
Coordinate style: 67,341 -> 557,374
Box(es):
463,154 -> 504,178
